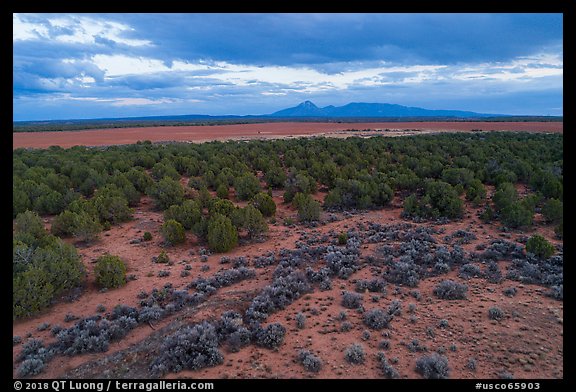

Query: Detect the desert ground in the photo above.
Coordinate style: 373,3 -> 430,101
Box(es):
13,185 -> 563,379
13,124 -> 563,379
12,121 -> 563,149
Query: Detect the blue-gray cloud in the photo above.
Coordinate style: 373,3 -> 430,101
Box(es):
99,13 -> 561,66
13,13 -> 563,120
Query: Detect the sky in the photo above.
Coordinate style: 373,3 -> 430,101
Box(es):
13,13 -> 563,121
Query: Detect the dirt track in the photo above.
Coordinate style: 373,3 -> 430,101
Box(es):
12,121 -> 563,149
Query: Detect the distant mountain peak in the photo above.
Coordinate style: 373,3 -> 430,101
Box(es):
271,100 -> 324,117
270,101 -> 500,118
299,100 -> 317,108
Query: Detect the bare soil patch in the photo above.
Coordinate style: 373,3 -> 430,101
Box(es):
13,121 -> 563,149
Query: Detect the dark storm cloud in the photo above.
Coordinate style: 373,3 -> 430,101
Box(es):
102,13 -> 562,67
104,73 -> 195,90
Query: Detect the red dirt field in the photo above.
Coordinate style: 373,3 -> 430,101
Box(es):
13,185 -> 563,379
13,121 -> 563,149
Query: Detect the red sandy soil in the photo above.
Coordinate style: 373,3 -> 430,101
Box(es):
13,121 -> 563,149
13,186 -> 563,379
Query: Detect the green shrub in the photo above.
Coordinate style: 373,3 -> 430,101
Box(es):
51,210 -> 79,237
33,190 -> 65,215
33,240 -> 85,293
425,181 -> 463,219
208,198 -> 236,218
454,184 -> 465,196
323,189 -> 343,208
240,205 -> 268,238
492,182 -> 517,212
530,171 -> 562,199
13,186 -> 31,218
78,176 -> 99,197
192,216 -> 209,241
125,167 -> 154,193
160,219 -> 186,246
196,187 -> 212,209
283,188 -> 297,204
500,202 -> 533,228
338,232 -> 348,245
402,182 -> 463,219
542,199 -> 563,223
207,214 -> 238,253
526,235 -> 554,259
215,168 -> 234,187
465,179 -> 486,206
291,192 -> 307,209
151,162 -> 180,181
164,200 -> 202,230
148,177 -> 185,210
67,198 -> 98,218
13,268 -> 55,320
402,194 -> 418,217
93,185 -> 133,224
264,166 -> 287,189
296,194 -> 321,222
14,210 -> 46,240
188,177 -> 207,190
216,184 -> 229,199
234,173 -> 261,201
203,170 -> 216,188
493,169 -> 518,186
442,168 -> 475,187
323,176 -> 393,209
94,254 -> 127,289
72,212 -> 102,243
554,221 -> 563,239
479,205 -> 494,223
13,236 -> 85,319
284,171 -> 317,200
155,250 -> 170,264
110,173 -> 141,207
251,192 -> 276,217
143,232 -> 153,241
51,210 -> 101,242
520,193 -> 541,212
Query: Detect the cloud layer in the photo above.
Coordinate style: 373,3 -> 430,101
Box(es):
13,13 -> 563,120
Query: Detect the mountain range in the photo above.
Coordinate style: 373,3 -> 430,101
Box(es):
20,101 -> 557,129
269,101 -> 500,118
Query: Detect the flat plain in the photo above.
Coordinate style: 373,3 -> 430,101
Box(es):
13,124 -> 563,380
12,121 -> 563,149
